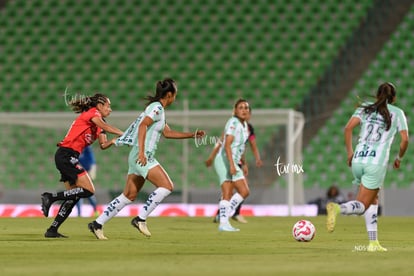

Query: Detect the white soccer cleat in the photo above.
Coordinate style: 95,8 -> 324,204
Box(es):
218,224 -> 240,232
131,217 -> 152,237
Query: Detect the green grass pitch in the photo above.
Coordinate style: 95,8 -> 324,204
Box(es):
0,216 -> 413,276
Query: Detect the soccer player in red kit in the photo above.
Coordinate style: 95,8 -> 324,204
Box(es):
41,93 -> 123,238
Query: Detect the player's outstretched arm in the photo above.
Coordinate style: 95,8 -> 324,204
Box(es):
163,124 -> 205,139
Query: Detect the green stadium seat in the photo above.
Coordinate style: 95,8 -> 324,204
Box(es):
0,0 -> 380,190
304,3 -> 414,188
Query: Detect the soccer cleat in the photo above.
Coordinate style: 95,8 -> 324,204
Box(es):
218,224 -> 240,232
367,240 -> 388,252
131,217 -> 151,237
44,230 -> 68,238
326,202 -> 340,233
41,192 -> 52,217
232,215 -> 248,224
213,214 -> 219,223
88,221 -> 108,240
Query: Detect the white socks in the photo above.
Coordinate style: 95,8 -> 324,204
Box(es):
229,193 -> 244,217
364,204 -> 378,241
219,200 -> 231,225
339,201 -> 379,241
139,187 -> 171,220
219,193 -> 244,225
96,188 -> 172,225
96,193 -> 132,225
340,200 -> 366,215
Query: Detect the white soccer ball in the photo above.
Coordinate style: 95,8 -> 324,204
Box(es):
292,220 -> 316,242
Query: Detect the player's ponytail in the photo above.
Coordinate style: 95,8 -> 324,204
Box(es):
362,82 -> 396,131
69,93 -> 108,113
145,78 -> 177,106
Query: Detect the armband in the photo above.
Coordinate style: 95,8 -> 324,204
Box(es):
396,155 -> 403,161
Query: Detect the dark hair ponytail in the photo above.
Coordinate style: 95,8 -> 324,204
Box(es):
69,93 -> 108,113
145,78 -> 177,106
362,82 -> 396,131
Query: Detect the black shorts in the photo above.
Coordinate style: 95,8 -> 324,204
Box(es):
55,147 -> 86,185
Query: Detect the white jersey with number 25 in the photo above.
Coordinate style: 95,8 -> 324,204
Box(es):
352,103 -> 408,166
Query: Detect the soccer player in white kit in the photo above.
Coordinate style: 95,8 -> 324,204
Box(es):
214,99 -> 251,231
327,82 -> 409,252
88,78 -> 205,239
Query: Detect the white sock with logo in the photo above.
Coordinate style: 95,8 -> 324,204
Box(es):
340,200 -> 365,215
229,193 -> 244,217
219,200 -> 231,225
96,193 -> 132,225
139,187 -> 171,220
364,204 -> 378,241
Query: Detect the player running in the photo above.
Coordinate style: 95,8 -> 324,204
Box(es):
326,82 -> 408,252
41,93 -> 123,238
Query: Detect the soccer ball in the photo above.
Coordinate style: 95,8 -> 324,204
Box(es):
292,220 -> 316,242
